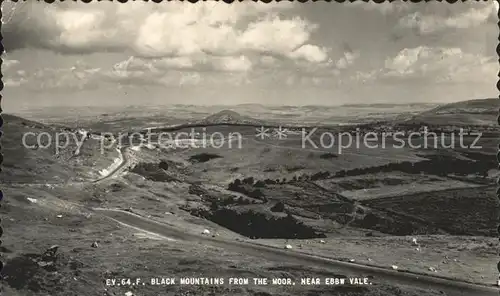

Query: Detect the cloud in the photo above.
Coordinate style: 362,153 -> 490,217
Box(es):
382,46 -> 497,84
2,59 -> 27,88
5,61 -> 102,90
2,58 -> 20,72
288,44 -> 329,63
335,51 -> 360,69
397,2 -> 497,34
346,1 -> 411,15
4,2 -> 375,91
4,2 -> 327,63
104,46 -> 363,88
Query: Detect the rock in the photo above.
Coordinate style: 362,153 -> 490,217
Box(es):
349,259 -> 355,263
428,267 -> 437,272
56,215 -> 63,218
37,260 -> 54,267
284,244 -> 293,249
125,292 -> 134,296
411,237 -> 418,246
391,265 -> 398,270
319,239 -> 326,244
202,229 -> 210,235
27,198 -> 38,203
43,245 -> 59,258
91,242 -> 99,248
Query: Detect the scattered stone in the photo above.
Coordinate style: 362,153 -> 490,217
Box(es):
91,242 -> 99,248
37,260 -> 54,267
391,265 -> 398,270
284,244 -> 293,249
416,247 -> 421,252
43,245 -> 59,258
367,258 -> 373,262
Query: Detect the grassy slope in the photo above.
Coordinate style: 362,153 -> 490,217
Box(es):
2,114 -> 119,183
403,98 -> 498,126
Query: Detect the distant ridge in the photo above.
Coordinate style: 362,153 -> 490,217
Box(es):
198,109 -> 265,126
401,98 -> 498,126
341,103 -> 439,108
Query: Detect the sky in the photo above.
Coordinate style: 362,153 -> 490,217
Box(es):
2,1 -> 499,111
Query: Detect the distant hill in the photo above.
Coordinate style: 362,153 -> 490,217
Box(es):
401,98 -> 498,126
341,103 -> 438,109
2,114 -> 119,183
198,110 -> 265,126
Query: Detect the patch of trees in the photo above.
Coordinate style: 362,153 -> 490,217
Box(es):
319,153 -> 338,159
202,209 -> 326,239
159,160 -> 169,170
286,165 -> 305,172
131,162 -> 176,182
227,178 -> 268,202
270,201 -> 286,212
310,171 -> 331,181
354,211 -> 443,236
189,153 -> 222,163
331,155 -> 491,178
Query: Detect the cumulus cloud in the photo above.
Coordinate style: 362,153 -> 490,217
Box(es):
3,1 -> 347,89
4,2 -> 327,62
383,46 -> 497,84
398,2 -> 497,34
288,44 -> 329,63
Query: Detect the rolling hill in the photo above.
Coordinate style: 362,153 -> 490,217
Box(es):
401,98 -> 498,126
197,109 -> 265,126
2,114 -> 119,183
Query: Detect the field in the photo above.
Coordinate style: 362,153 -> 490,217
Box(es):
2,100 -> 499,295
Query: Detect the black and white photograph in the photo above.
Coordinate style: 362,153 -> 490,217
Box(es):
0,1 -> 499,296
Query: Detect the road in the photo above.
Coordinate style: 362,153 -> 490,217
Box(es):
88,137 -> 497,295
92,147 -> 130,184
95,208 -> 497,296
